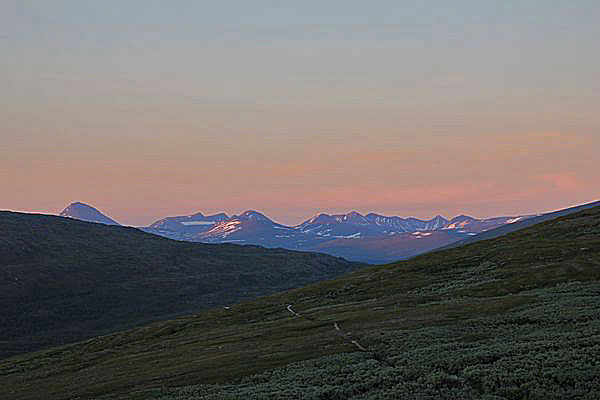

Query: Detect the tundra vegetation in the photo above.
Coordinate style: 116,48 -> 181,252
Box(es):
1,206 -> 599,400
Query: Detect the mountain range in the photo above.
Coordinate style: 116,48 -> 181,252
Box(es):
60,202 -> 534,263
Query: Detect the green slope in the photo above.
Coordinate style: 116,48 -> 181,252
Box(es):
0,211 -> 359,359
1,206 -> 599,400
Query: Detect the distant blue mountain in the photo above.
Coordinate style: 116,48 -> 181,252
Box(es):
59,202 -> 120,226
146,209 -> 536,263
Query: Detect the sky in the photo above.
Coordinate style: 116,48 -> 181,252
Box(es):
2,1 -> 599,226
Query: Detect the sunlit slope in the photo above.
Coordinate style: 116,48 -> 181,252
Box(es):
1,206 -> 599,400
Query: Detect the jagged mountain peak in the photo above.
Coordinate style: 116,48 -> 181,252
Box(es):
299,211 -> 370,228
426,215 -> 450,229
237,210 -> 272,222
337,211 -> 369,225
304,213 -> 334,225
430,214 -> 449,222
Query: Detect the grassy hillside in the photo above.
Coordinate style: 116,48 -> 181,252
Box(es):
1,206 -> 599,399
0,211 -> 358,358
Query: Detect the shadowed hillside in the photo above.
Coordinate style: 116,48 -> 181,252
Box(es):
1,206 -> 599,399
0,211 -> 359,359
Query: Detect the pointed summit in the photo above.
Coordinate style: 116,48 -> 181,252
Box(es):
59,202 -> 120,226
425,215 -> 449,230
339,211 -> 369,225
304,213 -> 334,225
238,210 -> 272,223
